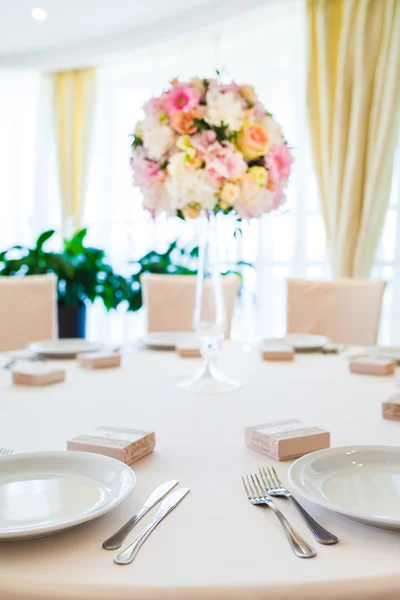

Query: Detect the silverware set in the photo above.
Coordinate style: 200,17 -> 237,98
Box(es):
242,466 -> 338,558
0,448 -> 335,563
102,479 -> 190,565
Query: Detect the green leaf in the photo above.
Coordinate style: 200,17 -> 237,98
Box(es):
214,122 -> 229,142
131,135 -> 143,148
193,118 -> 211,133
35,230 -> 55,250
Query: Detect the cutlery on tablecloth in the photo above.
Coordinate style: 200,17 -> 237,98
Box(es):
242,474 -> 316,559
260,467 -> 338,545
102,479 -> 179,550
0,448 -> 13,456
2,355 -> 47,370
114,487 -> 190,565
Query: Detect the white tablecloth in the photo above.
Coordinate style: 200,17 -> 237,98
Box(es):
1,344 -> 400,600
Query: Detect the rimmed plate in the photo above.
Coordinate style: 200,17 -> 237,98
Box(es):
144,331 -> 199,350
0,451 -> 136,540
263,334 -> 328,352
289,445 -> 400,529
371,346 -> 400,364
28,339 -> 100,358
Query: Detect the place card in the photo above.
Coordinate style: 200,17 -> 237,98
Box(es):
67,426 -> 155,464
382,395 -> 400,421
12,364 -> 66,386
78,351 -> 121,369
349,357 -> 396,376
245,419 -> 330,461
261,345 -> 294,361
176,343 -> 201,358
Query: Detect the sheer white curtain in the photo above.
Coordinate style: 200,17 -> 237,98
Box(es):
0,70 -> 40,248
0,70 -> 62,250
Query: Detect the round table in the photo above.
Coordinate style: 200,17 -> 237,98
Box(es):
1,344 -> 400,600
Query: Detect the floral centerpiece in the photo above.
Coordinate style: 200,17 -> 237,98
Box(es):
131,77 -> 293,393
131,77 -> 293,220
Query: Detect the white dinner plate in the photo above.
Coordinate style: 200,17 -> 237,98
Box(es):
263,334 -> 328,352
28,339 -> 100,358
289,446 -> 400,529
0,451 -> 136,540
144,331 -> 199,350
371,346 -> 400,363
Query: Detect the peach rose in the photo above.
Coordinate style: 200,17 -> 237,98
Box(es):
170,110 -> 201,135
220,182 -> 240,207
236,122 -> 271,160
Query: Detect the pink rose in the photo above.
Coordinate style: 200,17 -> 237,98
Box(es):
205,141 -> 247,181
253,100 -> 266,120
143,97 -> 164,118
131,147 -> 167,215
131,147 -> 161,189
272,189 -> 286,210
264,144 -> 293,186
191,130 -> 217,152
208,80 -> 240,94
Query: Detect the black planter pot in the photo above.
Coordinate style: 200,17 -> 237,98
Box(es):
57,304 -> 86,339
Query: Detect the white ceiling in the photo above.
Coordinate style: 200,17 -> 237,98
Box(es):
0,0 -> 220,58
0,0 -> 267,69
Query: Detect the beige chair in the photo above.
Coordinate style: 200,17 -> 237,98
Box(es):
141,273 -> 240,339
0,274 -> 58,351
286,278 -> 386,345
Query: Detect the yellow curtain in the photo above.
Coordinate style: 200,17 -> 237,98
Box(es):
307,0 -> 400,277
52,68 -> 96,236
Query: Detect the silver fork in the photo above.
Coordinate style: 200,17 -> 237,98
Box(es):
0,448 -> 13,456
260,467 -> 338,545
242,474 -> 316,558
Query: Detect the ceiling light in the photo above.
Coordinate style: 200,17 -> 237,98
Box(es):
31,8 -> 48,21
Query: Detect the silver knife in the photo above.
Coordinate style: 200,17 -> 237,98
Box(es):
114,487 -> 190,565
102,479 -> 179,550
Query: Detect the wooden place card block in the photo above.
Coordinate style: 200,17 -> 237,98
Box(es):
12,365 -> 66,386
67,426 -> 155,464
176,343 -> 201,358
382,395 -> 400,421
245,419 -> 330,461
78,352 -> 121,369
261,345 -> 294,361
349,357 -> 396,376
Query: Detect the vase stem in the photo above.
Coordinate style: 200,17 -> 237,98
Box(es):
178,211 -> 241,394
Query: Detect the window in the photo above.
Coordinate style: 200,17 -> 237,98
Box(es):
84,0 -> 328,343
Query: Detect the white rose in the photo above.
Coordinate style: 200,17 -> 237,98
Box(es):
165,154 -> 218,211
141,116 -> 175,161
262,116 -> 284,146
205,88 -> 244,132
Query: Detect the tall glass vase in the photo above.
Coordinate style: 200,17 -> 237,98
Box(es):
178,210 -> 241,394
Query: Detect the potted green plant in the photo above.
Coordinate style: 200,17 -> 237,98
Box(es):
0,229 -> 140,338
0,228 -> 248,338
